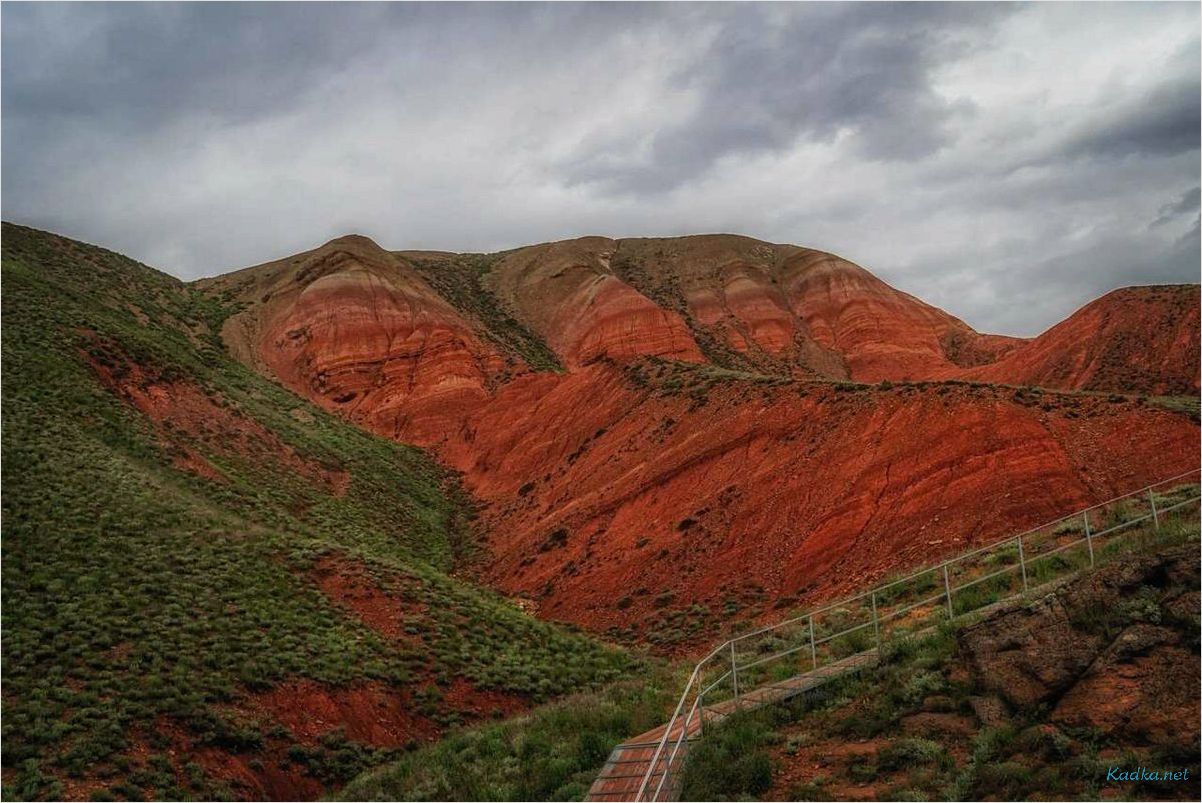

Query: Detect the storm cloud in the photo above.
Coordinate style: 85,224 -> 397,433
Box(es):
561,3 -> 1014,191
2,1 -> 1198,335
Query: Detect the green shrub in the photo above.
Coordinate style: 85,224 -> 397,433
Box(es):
877,738 -> 951,772
680,712 -> 774,800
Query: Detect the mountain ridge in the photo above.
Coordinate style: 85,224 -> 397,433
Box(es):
200,231 -> 1199,395
1,222 -> 633,800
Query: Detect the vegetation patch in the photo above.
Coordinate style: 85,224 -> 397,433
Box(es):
339,673 -> 681,801
406,253 -> 563,373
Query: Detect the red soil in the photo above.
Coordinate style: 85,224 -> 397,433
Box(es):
310,554 -> 426,642
430,368 -> 1198,638
766,738 -> 894,801
75,665 -> 525,800
244,676 -> 527,753
773,246 -> 1020,381
440,677 -> 528,721
208,235 -> 517,444
212,674 -> 523,801
484,237 -> 705,367
306,553 -> 527,717
49,718 -> 329,802
957,285 -> 1201,396
188,742 -> 324,802
247,680 -> 440,748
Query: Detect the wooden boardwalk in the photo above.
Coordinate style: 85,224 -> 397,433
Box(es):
585,650 -> 880,801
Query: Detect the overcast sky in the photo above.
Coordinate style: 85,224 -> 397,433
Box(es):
3,2 -> 1198,335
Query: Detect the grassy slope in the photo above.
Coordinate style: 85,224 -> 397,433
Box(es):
339,673 -> 681,801
680,518 -> 1201,802
402,252 -> 563,374
1,224 -> 632,800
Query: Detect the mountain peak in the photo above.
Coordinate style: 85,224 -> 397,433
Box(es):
321,233 -> 387,252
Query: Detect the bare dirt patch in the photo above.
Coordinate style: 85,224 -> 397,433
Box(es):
442,676 -> 528,721
768,738 -> 893,801
246,680 -> 440,749
82,337 -> 349,493
310,554 -> 427,641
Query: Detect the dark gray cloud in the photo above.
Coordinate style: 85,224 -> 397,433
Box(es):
1151,186 -> 1201,229
1059,73 -> 1200,162
1,3 -> 577,128
562,3 -> 1013,192
2,2 -> 1198,336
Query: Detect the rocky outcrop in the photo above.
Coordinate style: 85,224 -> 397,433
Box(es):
762,544 -> 1200,802
959,545 -> 1200,747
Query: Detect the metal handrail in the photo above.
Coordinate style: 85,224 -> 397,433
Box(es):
631,469 -> 1201,800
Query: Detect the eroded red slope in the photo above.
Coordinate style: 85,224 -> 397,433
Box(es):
207,235 -> 518,442
604,236 -> 1021,381
483,237 -> 705,367
778,249 -> 1022,381
425,364 -> 1198,639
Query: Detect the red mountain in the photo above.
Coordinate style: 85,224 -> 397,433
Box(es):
199,233 -> 1200,644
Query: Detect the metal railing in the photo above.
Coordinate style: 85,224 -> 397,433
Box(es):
631,469 -> 1201,801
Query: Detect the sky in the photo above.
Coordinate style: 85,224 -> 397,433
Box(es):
3,2 -> 1198,336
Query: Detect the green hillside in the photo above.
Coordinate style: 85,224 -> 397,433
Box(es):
0,224 -> 632,800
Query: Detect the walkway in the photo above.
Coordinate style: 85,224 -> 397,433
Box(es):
585,650 -> 880,801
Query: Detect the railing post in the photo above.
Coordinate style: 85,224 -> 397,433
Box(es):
1017,535 -> 1029,591
870,590 -> 881,651
808,614 -> 817,670
942,564 -> 954,619
730,641 -> 740,709
1148,488 -> 1160,530
1083,511 -> 1094,567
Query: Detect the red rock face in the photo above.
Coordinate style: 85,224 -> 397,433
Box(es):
688,267 -> 796,354
202,232 -> 1200,648
601,236 -> 1023,380
625,237 -> 808,361
779,250 -> 1022,381
561,274 -> 703,365
212,235 -> 514,443
485,238 -> 704,367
